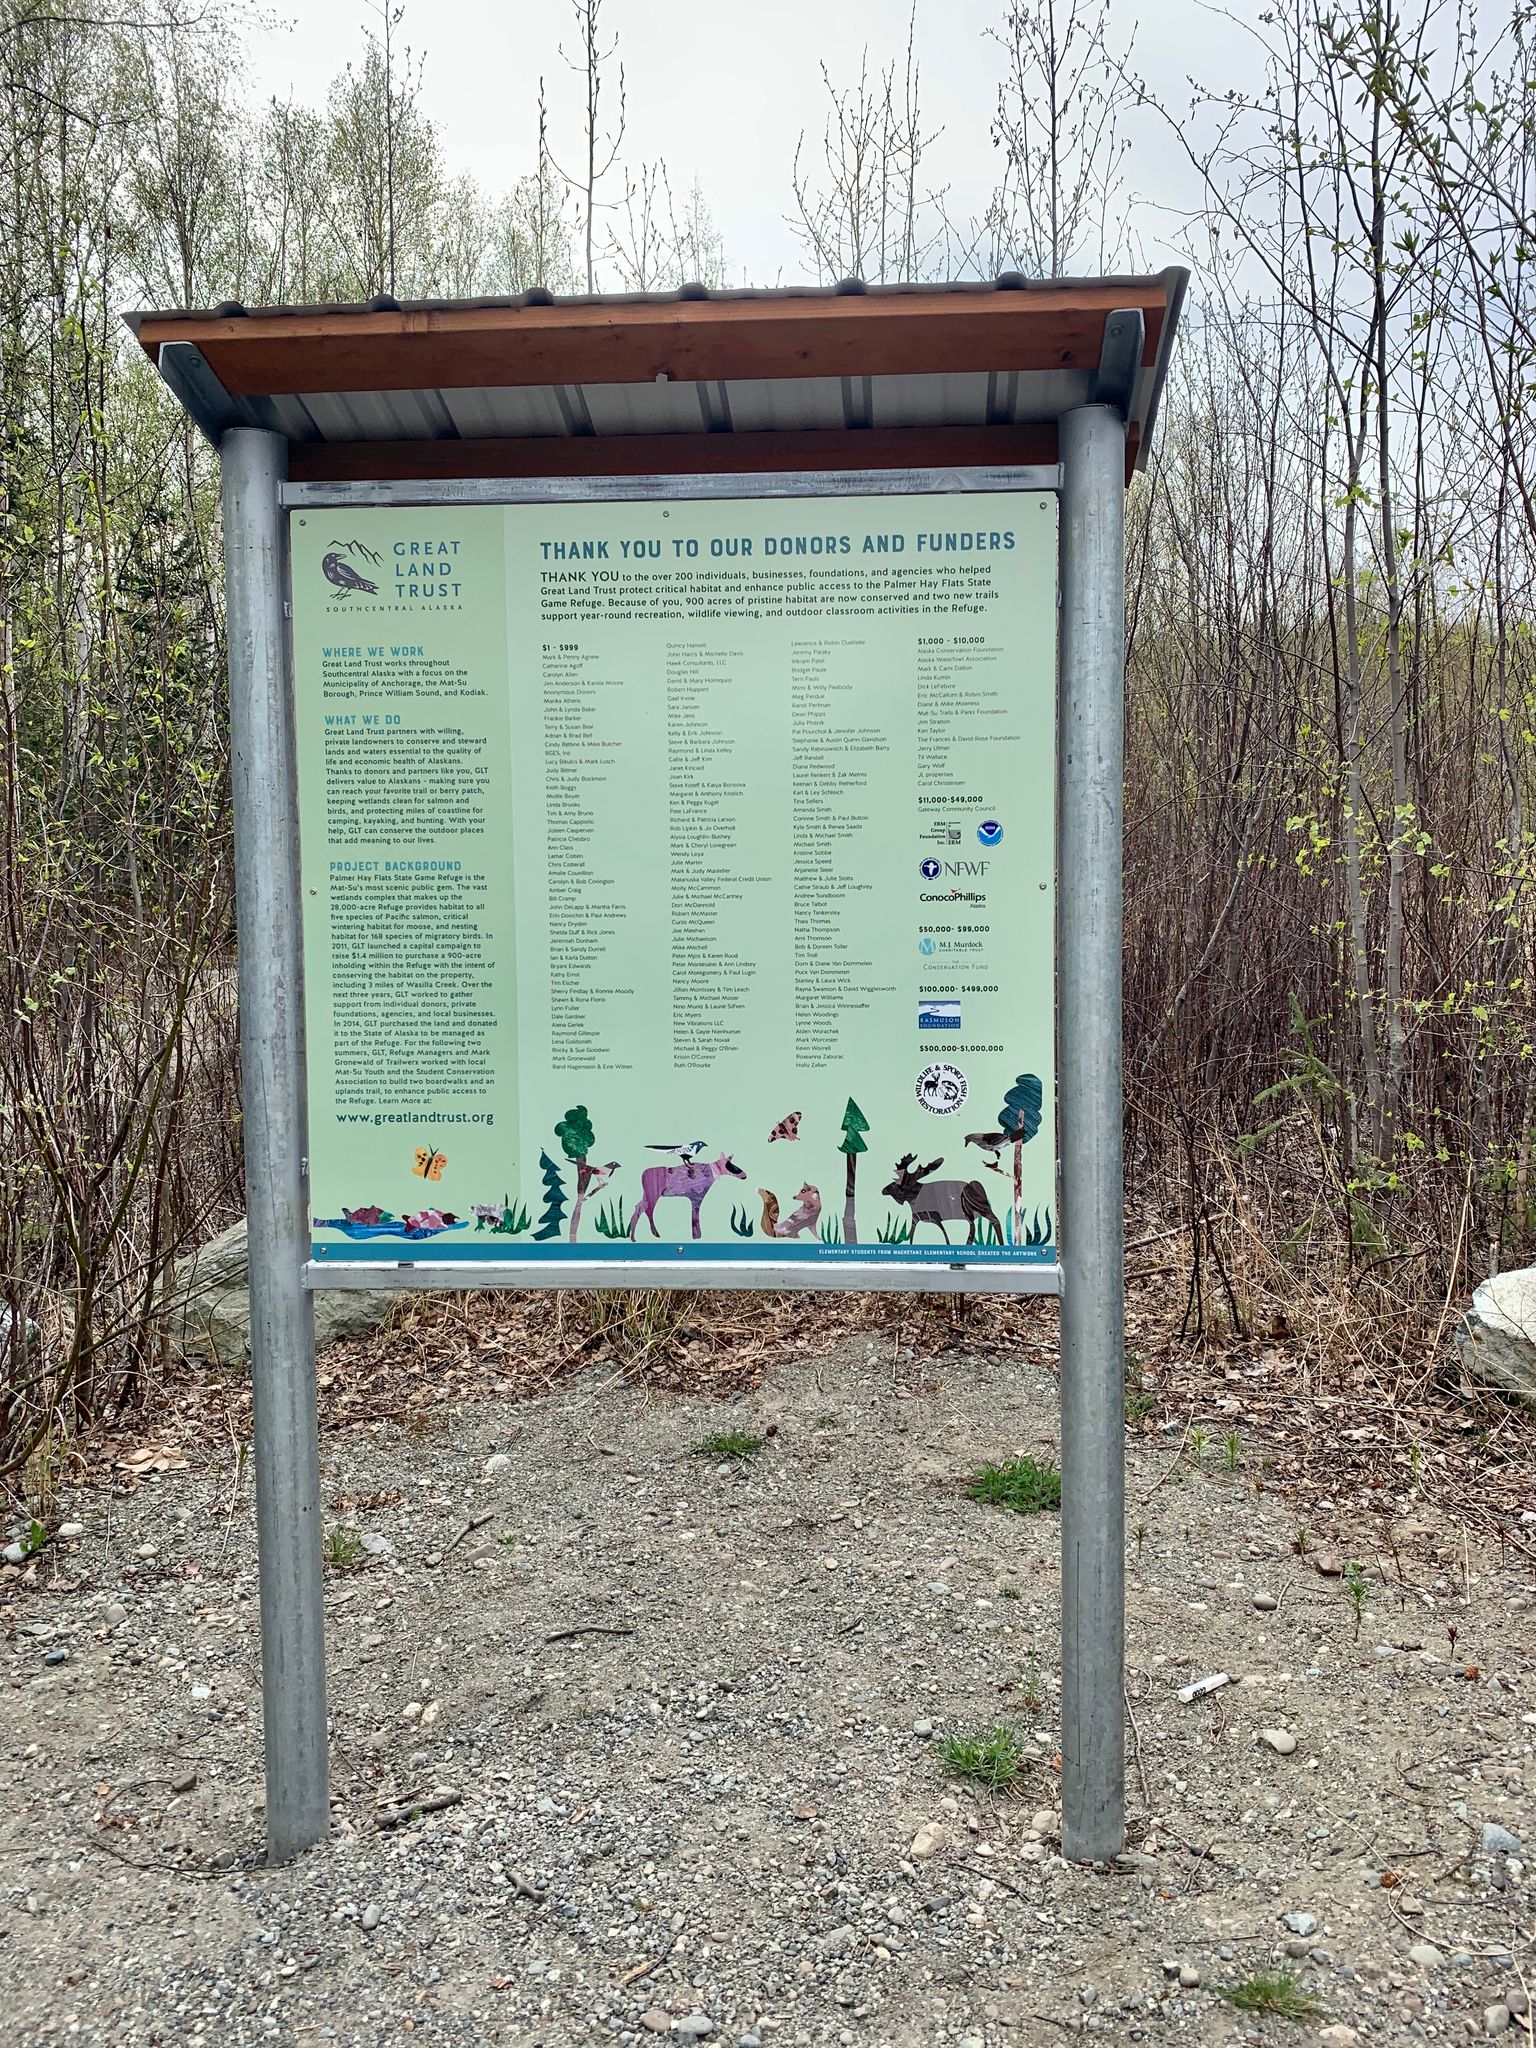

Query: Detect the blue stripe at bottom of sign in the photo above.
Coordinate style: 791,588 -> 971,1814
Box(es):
311,1237 -> 1058,1265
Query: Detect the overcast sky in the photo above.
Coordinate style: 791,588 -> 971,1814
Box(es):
246,0 -> 1262,284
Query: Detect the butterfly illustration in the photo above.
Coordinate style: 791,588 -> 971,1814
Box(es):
768,1111 -> 802,1143
412,1147 -> 448,1182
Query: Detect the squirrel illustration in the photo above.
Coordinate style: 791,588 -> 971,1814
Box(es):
759,1183 -> 822,1239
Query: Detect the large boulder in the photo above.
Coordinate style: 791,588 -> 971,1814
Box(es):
169,1217 -> 400,1363
1459,1267 -> 1536,1408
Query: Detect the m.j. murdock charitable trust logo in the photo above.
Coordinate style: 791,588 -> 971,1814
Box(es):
316,535 -> 466,610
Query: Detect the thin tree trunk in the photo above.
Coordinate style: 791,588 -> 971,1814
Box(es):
1371,62 -> 1409,1158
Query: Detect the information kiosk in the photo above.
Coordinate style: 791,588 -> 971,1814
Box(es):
130,273 -> 1187,1864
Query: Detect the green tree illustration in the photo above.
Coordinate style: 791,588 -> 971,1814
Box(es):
839,1097 -> 870,1245
555,1104 -> 597,1243
998,1075 -> 1043,1243
532,1149 -> 568,1241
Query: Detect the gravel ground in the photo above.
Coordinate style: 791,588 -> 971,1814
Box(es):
3,1331 -> 1534,2048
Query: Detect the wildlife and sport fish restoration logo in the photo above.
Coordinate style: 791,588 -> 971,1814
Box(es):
320,539 -> 382,596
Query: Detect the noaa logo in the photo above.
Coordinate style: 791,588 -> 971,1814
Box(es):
915,1061 -> 968,1114
919,857 -> 942,880
978,820 -> 1003,847
918,937 -> 937,957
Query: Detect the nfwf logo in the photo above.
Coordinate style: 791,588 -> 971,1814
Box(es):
920,858 -> 991,879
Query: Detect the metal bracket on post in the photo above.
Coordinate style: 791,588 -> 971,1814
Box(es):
1057,402 -> 1128,1864
157,341 -> 264,448
1091,309 -> 1146,422
222,428 -> 330,1862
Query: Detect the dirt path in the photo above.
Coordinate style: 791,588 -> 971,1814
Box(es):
3,1333 -> 1533,2046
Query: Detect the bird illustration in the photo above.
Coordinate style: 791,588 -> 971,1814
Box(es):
963,1130 -> 1009,1173
321,541 -> 381,595
647,1139 -> 708,1163
586,1160 -> 621,1190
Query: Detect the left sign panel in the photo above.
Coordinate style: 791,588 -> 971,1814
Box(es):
293,510 -> 521,1258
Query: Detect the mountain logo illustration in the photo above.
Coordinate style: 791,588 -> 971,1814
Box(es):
321,539 -> 383,595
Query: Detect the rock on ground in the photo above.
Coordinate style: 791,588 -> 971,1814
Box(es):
167,1216 -> 400,1362
1459,1265 -> 1536,1406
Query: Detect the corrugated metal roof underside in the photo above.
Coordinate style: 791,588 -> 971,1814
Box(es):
265,365 -> 1127,445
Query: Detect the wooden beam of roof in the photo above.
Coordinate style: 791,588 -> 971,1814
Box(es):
286,423 -> 1077,484
136,282 -> 1170,398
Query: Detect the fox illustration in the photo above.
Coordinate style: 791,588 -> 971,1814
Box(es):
759,1183 -> 822,1239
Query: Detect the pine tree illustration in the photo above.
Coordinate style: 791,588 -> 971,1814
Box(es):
533,1149 -> 568,1241
839,1097 -> 870,1245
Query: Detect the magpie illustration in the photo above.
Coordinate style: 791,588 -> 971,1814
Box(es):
963,1130 -> 1009,1173
647,1139 -> 708,1163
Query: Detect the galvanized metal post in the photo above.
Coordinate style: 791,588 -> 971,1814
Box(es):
221,428 -> 330,1861
1057,403 -> 1127,1862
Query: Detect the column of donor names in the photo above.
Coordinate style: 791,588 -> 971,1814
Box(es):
539,640 -> 634,1071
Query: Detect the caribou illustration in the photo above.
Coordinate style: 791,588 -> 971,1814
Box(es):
881,1153 -> 1003,1245
628,1150 -> 746,1240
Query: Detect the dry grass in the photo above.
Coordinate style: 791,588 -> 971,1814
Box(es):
54,1123 -> 1535,1550
313,1284 -> 1050,1423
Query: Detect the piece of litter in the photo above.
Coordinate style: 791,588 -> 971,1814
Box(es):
1177,1672 -> 1231,1704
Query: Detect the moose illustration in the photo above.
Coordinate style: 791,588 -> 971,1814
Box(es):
628,1150 -> 746,1240
881,1153 -> 1003,1244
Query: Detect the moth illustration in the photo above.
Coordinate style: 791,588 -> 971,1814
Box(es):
412,1147 -> 448,1182
768,1111 -> 802,1142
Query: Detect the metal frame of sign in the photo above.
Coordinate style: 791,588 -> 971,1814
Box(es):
222,427 -> 1126,1867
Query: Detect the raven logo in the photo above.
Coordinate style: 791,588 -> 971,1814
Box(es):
321,539 -> 382,595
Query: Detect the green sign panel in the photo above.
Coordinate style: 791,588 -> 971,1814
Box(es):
290,491 -> 1057,1270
